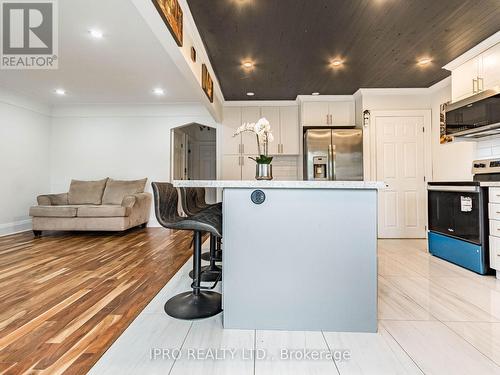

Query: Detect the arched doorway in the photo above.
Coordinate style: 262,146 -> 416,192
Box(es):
171,123 -> 217,202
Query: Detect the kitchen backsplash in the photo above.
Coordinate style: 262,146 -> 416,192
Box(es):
476,138 -> 500,159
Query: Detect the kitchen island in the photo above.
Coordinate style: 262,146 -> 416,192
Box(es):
173,180 -> 385,332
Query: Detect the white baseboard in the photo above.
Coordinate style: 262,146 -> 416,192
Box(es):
0,219 -> 32,237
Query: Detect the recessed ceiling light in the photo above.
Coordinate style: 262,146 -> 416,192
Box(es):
417,57 -> 432,66
242,61 -> 254,69
330,59 -> 343,67
246,92 -> 255,96
153,88 -> 165,95
312,92 -> 320,96
89,29 -> 104,39
54,89 -> 66,96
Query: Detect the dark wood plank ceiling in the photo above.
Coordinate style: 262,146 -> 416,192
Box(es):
186,0 -> 500,100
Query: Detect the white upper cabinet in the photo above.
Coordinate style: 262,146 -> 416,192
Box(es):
241,107 -> 261,155
302,102 -> 330,126
482,43 -> 500,91
451,56 -> 482,102
279,106 -> 299,155
329,101 -> 355,126
301,101 -> 354,127
260,106 -> 280,155
450,41 -> 500,102
222,106 -> 242,155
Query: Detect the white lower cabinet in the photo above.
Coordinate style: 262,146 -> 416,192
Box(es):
488,188 -> 500,278
221,155 -> 256,180
489,235 -> 500,270
241,157 -> 256,180
222,155 -> 242,180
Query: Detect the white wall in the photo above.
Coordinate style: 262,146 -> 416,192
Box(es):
50,104 -> 218,226
0,89 -> 51,236
429,83 -> 475,181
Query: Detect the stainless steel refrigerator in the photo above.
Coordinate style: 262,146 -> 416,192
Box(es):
303,128 -> 363,181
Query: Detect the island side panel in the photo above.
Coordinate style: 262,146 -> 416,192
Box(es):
222,187 -> 378,332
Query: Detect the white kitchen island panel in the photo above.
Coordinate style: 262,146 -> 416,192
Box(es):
223,187 -> 378,332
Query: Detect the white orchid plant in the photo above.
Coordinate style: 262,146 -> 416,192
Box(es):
233,117 -> 274,164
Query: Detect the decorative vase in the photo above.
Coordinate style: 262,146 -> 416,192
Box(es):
256,164 -> 273,180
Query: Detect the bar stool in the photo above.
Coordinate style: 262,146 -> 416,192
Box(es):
152,182 -> 222,320
180,187 -> 222,282
197,187 -> 223,262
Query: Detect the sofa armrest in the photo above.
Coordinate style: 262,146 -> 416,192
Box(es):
37,193 -> 68,206
121,193 -> 151,208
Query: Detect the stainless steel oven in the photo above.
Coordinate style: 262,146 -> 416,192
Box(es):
426,159 -> 500,275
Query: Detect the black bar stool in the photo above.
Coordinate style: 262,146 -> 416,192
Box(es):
194,187 -> 223,260
180,187 -> 222,282
195,187 -> 223,262
152,182 -> 222,320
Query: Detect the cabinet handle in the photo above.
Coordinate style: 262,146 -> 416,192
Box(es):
326,114 -> 329,125
478,77 -> 484,91
238,144 -> 241,154
473,79 -> 478,93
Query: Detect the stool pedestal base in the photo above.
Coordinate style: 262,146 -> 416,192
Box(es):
164,291 -> 222,320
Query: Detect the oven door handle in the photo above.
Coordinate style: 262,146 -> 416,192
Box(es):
427,185 -> 480,193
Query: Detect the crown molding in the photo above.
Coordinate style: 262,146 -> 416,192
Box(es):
224,100 -> 298,107
443,31 -> 500,71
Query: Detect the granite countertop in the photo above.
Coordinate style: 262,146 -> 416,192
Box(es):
172,180 -> 386,190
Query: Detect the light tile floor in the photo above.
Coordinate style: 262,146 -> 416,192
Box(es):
89,239 -> 500,374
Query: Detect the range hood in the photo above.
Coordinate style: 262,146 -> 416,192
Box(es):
445,88 -> 500,140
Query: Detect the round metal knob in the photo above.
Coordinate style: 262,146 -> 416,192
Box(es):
251,190 -> 266,205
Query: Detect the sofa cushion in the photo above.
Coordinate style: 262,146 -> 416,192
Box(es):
102,178 -> 147,205
77,205 -> 130,218
68,178 -> 108,205
30,205 -> 79,218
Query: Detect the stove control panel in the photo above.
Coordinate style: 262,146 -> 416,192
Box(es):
472,158 -> 500,174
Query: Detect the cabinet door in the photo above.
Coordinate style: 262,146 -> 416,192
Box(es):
279,106 -> 299,155
260,106 -> 280,155
451,57 -> 480,102
222,155 -> 242,180
241,107 -> 261,155
223,107 -> 242,155
302,102 -> 329,126
329,101 -> 355,126
241,157 -> 256,180
482,43 -> 500,91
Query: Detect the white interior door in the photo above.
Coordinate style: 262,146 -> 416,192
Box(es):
375,115 -> 426,238
199,143 -> 216,180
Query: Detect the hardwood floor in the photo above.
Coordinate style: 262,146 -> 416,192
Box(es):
0,228 -> 195,375
92,238 -> 500,375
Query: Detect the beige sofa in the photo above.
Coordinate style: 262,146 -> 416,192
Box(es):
30,178 -> 152,236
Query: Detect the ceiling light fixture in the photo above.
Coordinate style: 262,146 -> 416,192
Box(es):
312,92 -> 320,96
330,59 -> 343,67
417,57 -> 432,66
153,88 -> 165,95
242,61 -> 254,68
246,92 -> 255,96
89,29 -> 104,39
54,89 -> 66,96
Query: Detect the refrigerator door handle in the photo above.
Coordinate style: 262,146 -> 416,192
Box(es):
328,144 -> 334,181
332,145 -> 337,181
